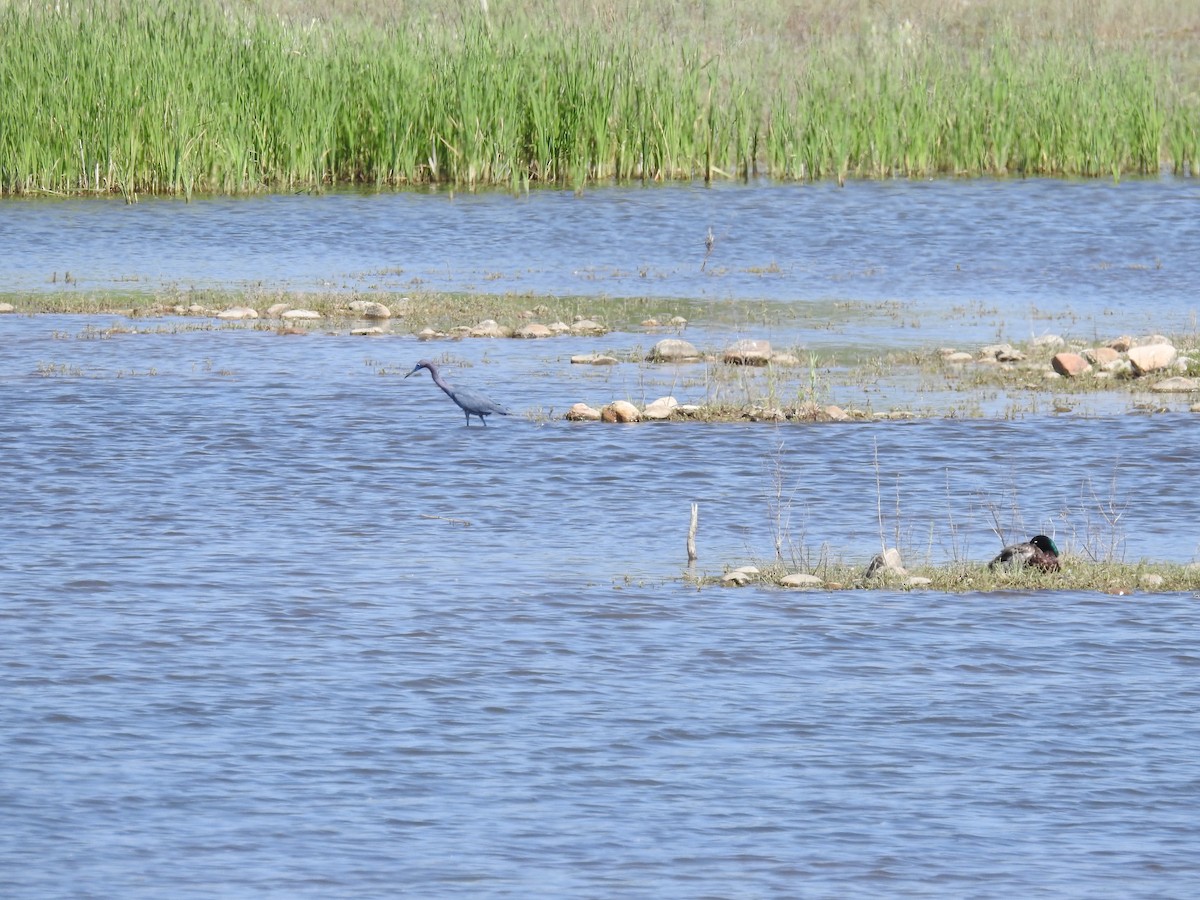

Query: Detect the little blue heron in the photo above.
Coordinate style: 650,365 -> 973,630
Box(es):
404,359 -> 513,426
988,534 -> 1060,572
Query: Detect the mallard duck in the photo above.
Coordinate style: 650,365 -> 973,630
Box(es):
988,534 -> 1060,572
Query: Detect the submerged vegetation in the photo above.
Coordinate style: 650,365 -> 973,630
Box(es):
2,0 -> 1199,195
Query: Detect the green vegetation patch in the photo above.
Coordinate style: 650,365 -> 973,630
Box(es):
2,0 -> 1198,195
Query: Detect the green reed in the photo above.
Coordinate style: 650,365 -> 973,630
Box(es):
1,0 -> 1196,196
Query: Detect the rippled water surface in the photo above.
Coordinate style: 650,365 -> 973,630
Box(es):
3,181 -> 1200,897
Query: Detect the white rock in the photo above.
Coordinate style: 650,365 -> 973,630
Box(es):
1032,334 -> 1065,349
570,354 -> 619,365
906,576 -> 933,587
265,302 -> 292,318
217,306 -> 259,319
0,302 -> 14,313
469,319 -> 510,338
865,548 -> 907,577
1150,376 -> 1200,393
642,397 -> 679,420
1140,573 -> 1165,588
282,309 -> 320,320
351,326 -> 386,336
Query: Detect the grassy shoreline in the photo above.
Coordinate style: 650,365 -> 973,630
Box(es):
2,0 -> 1198,196
691,559 -> 1200,593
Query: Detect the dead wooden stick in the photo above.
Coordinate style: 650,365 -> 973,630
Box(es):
687,502 -> 699,563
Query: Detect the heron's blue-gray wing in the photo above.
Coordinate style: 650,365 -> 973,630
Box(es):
448,385 -> 511,417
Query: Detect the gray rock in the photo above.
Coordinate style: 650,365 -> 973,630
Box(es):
569,318 -> 607,335
1149,376 -> 1200,393
724,339 -> 772,366
514,323 -> 553,339
865,548 -> 907,578
265,302 -> 292,318
570,354 -> 619,365
650,338 -> 700,362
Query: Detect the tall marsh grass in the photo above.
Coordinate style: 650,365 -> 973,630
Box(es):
1,0 -> 1197,195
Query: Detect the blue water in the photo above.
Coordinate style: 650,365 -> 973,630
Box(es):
2,178 -> 1199,335
3,181 -> 1200,897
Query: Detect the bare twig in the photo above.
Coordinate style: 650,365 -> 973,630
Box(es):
419,513 -> 472,527
687,502 -> 699,563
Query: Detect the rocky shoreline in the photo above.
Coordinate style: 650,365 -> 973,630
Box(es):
4,296 -> 1199,420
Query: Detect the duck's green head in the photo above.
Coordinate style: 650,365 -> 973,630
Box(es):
1030,535 -> 1059,557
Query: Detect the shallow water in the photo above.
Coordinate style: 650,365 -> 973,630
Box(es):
3,178 -> 1200,339
3,181 -> 1200,897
